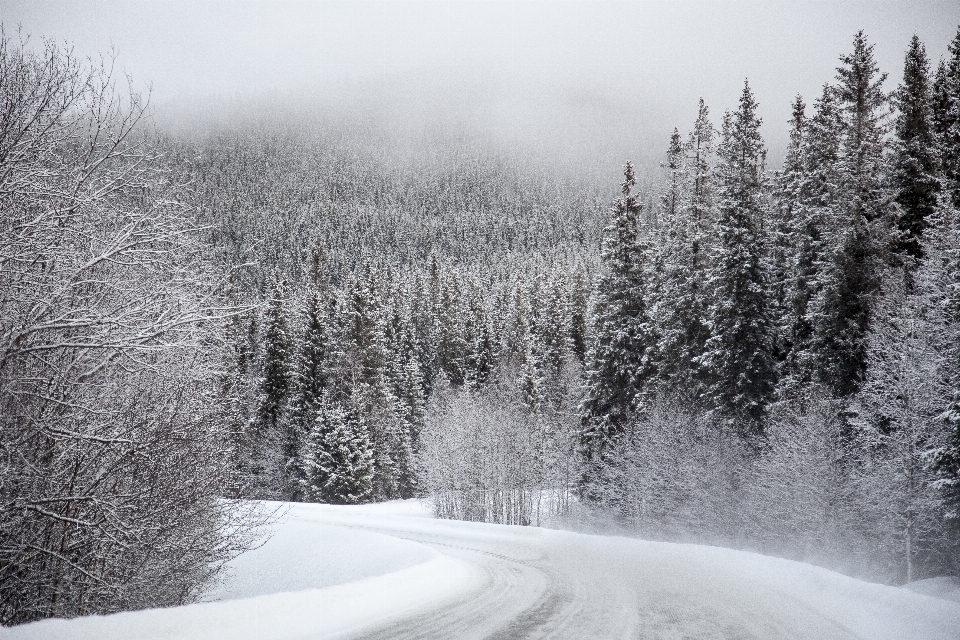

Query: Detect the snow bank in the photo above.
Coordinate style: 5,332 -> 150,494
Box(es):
3,500 -> 479,640
208,504 -> 434,601
3,554 -> 479,640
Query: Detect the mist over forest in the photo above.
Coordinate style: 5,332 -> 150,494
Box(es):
3,2 -> 960,633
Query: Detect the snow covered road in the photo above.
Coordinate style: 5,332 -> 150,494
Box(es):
318,503 -> 960,640
6,500 -> 960,640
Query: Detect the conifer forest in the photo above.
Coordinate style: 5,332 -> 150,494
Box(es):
3,9 -> 960,629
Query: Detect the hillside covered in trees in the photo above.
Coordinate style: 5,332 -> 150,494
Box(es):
212,28 -> 960,586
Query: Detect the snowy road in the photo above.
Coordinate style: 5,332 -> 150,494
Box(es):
318,504 -> 960,640
7,501 -> 960,640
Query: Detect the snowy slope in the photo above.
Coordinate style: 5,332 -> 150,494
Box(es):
905,576 -> 960,604
208,502 -> 436,601
1,501 -> 481,640
5,500 -> 960,640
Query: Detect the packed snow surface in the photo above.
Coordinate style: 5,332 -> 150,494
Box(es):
5,499 -> 960,640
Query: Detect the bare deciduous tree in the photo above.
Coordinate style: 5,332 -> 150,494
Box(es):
420,375 -> 576,526
0,32 -> 262,625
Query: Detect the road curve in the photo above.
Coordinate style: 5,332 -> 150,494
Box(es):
316,505 -> 960,640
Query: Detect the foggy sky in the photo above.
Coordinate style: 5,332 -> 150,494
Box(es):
3,1 -> 959,175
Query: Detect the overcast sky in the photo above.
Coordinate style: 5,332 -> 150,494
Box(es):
3,1 -> 959,174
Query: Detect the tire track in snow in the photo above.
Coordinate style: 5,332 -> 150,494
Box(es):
348,539 -> 549,640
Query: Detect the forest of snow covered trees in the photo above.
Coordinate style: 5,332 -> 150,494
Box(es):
578,31 -> 960,584
209,29 -> 960,585
4,20 -> 960,625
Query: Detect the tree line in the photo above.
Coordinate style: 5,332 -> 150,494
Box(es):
228,252 -> 587,512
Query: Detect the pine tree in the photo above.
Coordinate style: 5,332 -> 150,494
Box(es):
661,128 -> 687,223
931,60 -> 951,145
808,32 -> 892,397
287,249 -> 332,497
519,338 -> 544,413
891,35 -> 940,263
300,395 -> 374,504
771,95 -> 807,365
408,268 -> 438,395
654,127 -> 688,380
835,31 -> 889,225
687,98 -> 717,272
332,263 -> 403,500
464,277 -> 495,388
567,262 -> 589,363
345,264 -> 391,392
508,277 -> 534,365
580,163 -> 658,464
258,274 -> 293,438
384,292 -> 427,498
539,273 -> 569,380
680,99 -> 717,381
393,341 -> 426,498
783,86 -> 846,386
655,102 -> 715,390
699,81 -> 775,433
932,28 -> 960,208
436,273 -> 468,386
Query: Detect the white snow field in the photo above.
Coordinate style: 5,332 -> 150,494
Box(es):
5,499 -> 960,640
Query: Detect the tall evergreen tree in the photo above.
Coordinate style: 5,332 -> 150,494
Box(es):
392,328 -> 427,498
891,35 -> 940,262
688,99 -> 717,212
332,264 -> 403,500
932,28 -> 960,208
258,274 -> 293,437
567,263 -> 589,364
771,95 -> 807,364
700,81 -> 775,433
836,31 -> 889,223
508,277 -> 534,366
539,273 -> 570,380
686,98 -> 717,287
680,99 -> 717,380
654,102 -> 716,391
287,249 -> 333,497
580,163 -> 657,465
344,264 -> 391,393
464,277 -> 495,388
783,86 -> 846,386
809,31 -> 891,397
519,336 -> 545,413
661,128 -> 687,223
436,274 -> 468,386
931,60 -> 951,147
407,269 -> 438,396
